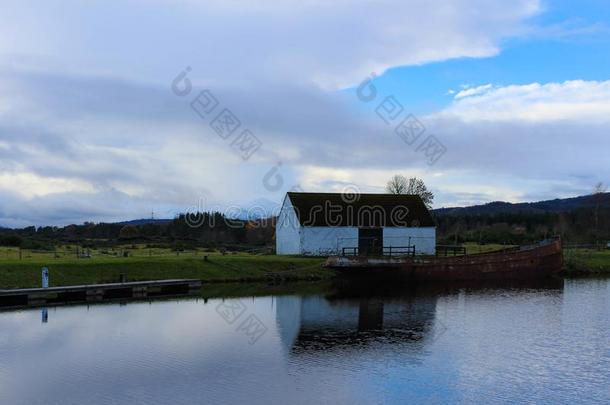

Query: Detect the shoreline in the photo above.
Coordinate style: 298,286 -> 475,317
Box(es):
563,248 -> 610,275
0,254 -> 330,289
1,250 -> 609,290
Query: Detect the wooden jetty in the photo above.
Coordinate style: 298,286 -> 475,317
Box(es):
0,279 -> 202,309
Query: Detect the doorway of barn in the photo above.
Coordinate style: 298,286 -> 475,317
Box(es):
358,228 -> 383,256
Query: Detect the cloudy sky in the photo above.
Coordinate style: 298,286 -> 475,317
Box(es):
1,0 -> 610,226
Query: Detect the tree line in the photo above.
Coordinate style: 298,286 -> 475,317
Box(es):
0,213 -> 275,251
435,205 -> 610,245
1,175 -> 608,250
1,204 -> 607,251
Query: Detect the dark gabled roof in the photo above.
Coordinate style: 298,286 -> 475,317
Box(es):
286,192 -> 434,227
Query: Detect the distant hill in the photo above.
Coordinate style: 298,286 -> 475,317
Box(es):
116,194 -> 610,224
116,218 -> 173,226
114,198 -> 280,226
434,192 -> 610,216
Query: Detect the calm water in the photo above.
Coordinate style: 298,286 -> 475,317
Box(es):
1,278 -> 609,404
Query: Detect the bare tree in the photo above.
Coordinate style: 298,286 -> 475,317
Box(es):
594,182 -> 608,194
386,174 -> 408,194
386,175 -> 434,209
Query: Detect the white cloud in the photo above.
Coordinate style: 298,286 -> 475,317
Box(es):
0,171 -> 95,199
454,84 -> 495,99
441,80 -> 610,122
0,0 -> 542,88
3,70 -> 610,225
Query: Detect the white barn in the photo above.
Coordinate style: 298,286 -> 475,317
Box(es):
276,192 -> 436,256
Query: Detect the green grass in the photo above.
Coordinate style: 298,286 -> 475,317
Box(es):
5,243 -> 604,288
0,242 -> 525,289
462,243 -> 515,255
564,248 -> 610,274
0,248 -> 330,289
0,245 -> 229,261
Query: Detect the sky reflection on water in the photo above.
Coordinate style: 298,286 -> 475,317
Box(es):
0,278 -> 609,404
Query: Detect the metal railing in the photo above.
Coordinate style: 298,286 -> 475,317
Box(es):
341,247 -> 359,256
384,246 -> 416,257
341,246 -> 416,257
435,245 -> 467,256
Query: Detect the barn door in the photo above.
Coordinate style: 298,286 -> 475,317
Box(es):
358,228 -> 383,256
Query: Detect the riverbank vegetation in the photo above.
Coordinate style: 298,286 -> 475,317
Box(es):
563,248 -> 610,275
1,242 -> 609,289
0,248 -> 329,289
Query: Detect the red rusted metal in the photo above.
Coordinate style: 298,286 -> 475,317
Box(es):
325,238 -> 564,281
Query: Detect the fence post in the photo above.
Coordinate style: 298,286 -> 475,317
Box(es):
42,267 -> 49,288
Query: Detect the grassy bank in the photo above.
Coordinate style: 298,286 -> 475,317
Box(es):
462,243 -> 515,254
3,243 -> 606,289
0,251 -> 330,289
564,248 -> 610,275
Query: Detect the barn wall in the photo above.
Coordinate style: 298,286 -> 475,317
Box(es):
276,195 -> 301,255
300,227 -> 359,256
383,227 -> 436,255
276,191 -> 437,256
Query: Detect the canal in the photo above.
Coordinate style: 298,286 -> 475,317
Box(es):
0,277 -> 608,404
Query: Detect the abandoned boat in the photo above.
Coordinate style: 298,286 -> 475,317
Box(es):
324,237 -> 564,281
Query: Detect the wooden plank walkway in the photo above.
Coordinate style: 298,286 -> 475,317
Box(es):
0,279 -> 202,309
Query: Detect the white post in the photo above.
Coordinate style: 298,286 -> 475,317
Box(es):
42,267 -> 49,288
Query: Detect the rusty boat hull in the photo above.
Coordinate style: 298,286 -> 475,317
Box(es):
325,239 -> 564,281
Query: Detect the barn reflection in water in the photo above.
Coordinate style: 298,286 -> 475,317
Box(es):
275,284 -> 440,353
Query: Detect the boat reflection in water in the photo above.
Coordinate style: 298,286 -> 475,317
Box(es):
275,278 -> 563,355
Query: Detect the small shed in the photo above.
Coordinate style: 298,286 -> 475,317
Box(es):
276,192 -> 436,256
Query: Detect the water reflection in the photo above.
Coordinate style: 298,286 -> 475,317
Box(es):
1,277 -> 608,405
277,295 -> 437,353
277,278 -> 563,354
